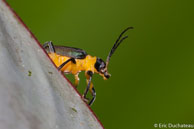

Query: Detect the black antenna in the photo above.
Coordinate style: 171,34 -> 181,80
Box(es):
106,27 -> 133,66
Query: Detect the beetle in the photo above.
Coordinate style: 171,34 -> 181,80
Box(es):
43,27 -> 133,106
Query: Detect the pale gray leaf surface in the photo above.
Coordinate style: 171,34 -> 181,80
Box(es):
0,0 -> 103,129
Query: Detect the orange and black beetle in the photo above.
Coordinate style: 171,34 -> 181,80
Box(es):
43,27 -> 133,106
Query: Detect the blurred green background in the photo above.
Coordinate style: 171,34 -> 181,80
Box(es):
6,0 -> 194,128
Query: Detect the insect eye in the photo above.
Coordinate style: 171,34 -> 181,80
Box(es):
100,63 -> 105,69
95,58 -> 106,72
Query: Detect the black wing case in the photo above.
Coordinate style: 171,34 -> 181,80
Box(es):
45,45 -> 87,59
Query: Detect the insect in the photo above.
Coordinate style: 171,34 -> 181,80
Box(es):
43,27 -> 133,106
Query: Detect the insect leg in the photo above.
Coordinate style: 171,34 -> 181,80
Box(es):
88,86 -> 96,106
83,71 -> 95,105
57,58 -> 76,70
43,41 -> 55,53
74,73 -> 79,88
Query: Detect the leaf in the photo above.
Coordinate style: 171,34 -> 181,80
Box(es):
0,0 -> 104,129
